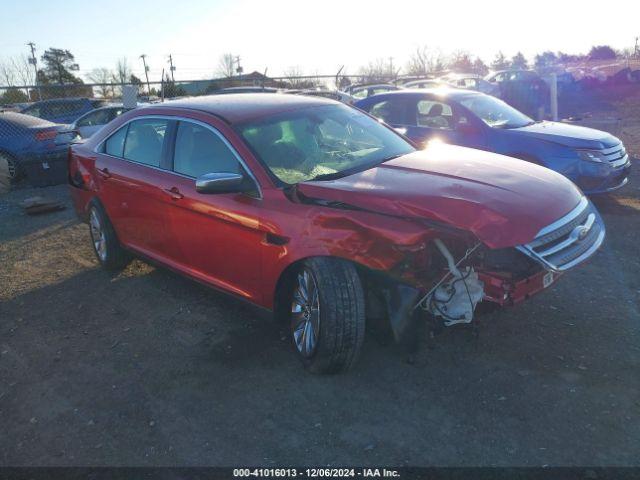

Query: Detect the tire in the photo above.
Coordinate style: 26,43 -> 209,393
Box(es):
0,151 -> 20,183
289,257 -> 365,374
88,202 -> 129,271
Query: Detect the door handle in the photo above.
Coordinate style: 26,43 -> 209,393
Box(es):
163,187 -> 184,200
97,167 -> 111,178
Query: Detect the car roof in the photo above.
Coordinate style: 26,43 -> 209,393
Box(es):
360,87 -> 481,101
155,93 -> 336,124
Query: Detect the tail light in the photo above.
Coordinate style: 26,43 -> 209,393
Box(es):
34,129 -> 58,141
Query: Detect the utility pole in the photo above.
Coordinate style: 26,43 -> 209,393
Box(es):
234,55 -> 243,75
388,56 -> 394,80
168,54 -> 176,82
635,36 -> 639,57
139,54 -> 151,95
26,42 -> 41,100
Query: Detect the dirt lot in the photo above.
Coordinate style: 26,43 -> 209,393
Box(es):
1,91 -> 640,467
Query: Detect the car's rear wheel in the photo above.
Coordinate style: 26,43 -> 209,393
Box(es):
0,152 -> 20,182
88,203 -> 129,270
289,257 -> 365,374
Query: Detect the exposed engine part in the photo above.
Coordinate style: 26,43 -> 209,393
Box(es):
416,239 -> 484,326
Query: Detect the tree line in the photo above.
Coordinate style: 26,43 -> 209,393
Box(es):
0,43 -> 635,104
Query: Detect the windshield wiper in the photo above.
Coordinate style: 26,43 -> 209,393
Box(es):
303,154 -> 404,183
307,171 -> 352,182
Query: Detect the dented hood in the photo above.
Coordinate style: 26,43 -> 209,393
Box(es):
297,144 -> 583,248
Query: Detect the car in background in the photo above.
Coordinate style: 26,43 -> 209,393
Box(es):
63,105 -> 130,139
20,97 -> 108,124
213,86 -> 279,94
0,112 -> 76,180
402,79 -> 446,89
484,70 -> 549,117
344,83 -> 399,99
355,89 -> 631,194
285,88 -> 355,104
69,94 -> 605,373
1,102 -> 32,113
439,73 -> 500,97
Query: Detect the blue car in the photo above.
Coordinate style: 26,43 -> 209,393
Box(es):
355,88 -> 631,194
20,97 -> 106,124
0,112 -> 74,180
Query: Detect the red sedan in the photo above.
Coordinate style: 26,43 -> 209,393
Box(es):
68,94 -> 605,373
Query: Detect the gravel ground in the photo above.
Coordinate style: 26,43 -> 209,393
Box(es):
1,93 -> 639,467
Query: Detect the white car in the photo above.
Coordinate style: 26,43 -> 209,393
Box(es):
69,105 -> 128,138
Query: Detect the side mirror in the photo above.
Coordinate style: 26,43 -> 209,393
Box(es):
195,172 -> 248,194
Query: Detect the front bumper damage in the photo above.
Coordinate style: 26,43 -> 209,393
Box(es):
379,197 -> 605,341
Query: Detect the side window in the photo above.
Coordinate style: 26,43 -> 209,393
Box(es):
104,125 -> 128,157
416,100 -> 454,129
352,89 -> 368,99
77,110 -> 110,127
109,108 -> 125,121
369,99 -> 404,125
123,119 -> 168,167
173,122 -> 240,178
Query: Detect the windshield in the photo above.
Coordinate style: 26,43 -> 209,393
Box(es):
459,95 -> 534,129
237,104 -> 415,185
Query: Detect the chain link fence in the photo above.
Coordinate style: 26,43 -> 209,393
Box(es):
1,60 -> 638,189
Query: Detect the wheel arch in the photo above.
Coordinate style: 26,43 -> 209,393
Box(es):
272,254 -> 376,322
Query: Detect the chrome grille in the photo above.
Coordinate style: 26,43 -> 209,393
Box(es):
601,143 -> 629,167
517,197 -> 605,272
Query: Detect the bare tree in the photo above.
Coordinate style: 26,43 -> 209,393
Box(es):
0,61 -> 16,87
217,53 -> 236,78
358,58 -> 392,83
88,68 -> 115,98
0,55 -> 35,87
113,57 -> 132,86
447,51 -> 474,73
284,65 -> 304,87
405,46 -> 446,76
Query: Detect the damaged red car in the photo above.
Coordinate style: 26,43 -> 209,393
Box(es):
68,94 -> 606,373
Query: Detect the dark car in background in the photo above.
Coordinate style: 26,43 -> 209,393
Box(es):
485,70 -> 549,117
0,112 -> 76,182
20,97 -> 107,124
355,89 -> 631,194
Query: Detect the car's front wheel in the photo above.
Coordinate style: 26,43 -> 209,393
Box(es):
88,203 -> 129,270
289,257 -> 365,374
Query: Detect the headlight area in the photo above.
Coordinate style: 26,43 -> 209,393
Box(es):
577,149 -> 608,163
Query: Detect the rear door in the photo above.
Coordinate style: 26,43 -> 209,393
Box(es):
95,117 -> 177,258
159,119 -> 264,301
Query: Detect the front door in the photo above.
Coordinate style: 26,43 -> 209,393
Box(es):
160,119 -> 265,302
405,98 -> 486,149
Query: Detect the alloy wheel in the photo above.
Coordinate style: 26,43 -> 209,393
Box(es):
89,208 -> 107,262
291,269 -> 320,358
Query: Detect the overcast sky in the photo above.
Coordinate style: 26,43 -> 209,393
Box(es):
1,0 -> 638,83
